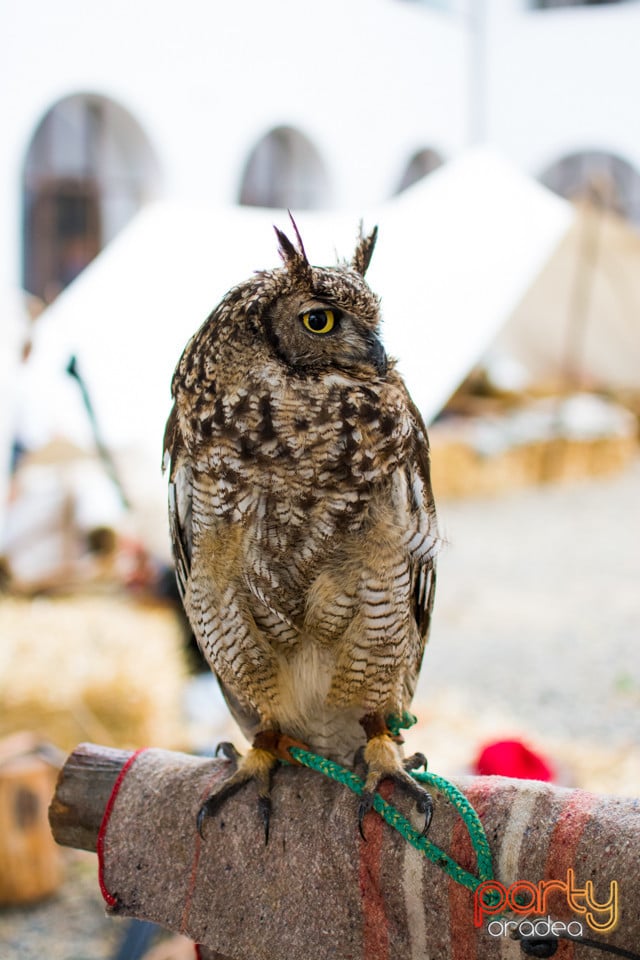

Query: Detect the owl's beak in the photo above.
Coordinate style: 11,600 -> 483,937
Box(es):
366,333 -> 388,377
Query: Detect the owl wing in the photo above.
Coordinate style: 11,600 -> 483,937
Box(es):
163,405 -> 263,740
163,405 -> 192,602
403,389 -> 439,700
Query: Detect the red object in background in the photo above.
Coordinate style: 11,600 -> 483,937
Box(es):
474,739 -> 555,782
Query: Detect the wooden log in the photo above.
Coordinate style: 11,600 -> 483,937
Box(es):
49,743 -> 640,960
49,742 -> 129,852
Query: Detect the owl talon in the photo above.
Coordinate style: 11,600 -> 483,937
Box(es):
404,751 -> 428,773
196,743 -> 277,840
353,745 -> 367,773
258,794 -> 272,845
405,779 -> 434,837
358,730 -> 433,839
358,791 -> 376,841
215,741 -> 241,766
357,775 -> 433,839
197,790 -> 229,838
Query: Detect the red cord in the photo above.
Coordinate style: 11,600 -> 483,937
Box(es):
97,748 -> 148,907
97,747 -> 210,959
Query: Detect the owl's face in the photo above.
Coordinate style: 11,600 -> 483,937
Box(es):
264,281 -> 387,378
255,219 -> 387,379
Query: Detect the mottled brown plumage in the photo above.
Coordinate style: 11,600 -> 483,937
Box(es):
164,219 -> 439,836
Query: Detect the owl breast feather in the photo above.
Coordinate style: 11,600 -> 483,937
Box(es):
184,368 -> 414,509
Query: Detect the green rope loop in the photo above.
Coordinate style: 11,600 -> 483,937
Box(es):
287,746 -> 640,957
386,711 -> 418,738
289,746 -> 494,893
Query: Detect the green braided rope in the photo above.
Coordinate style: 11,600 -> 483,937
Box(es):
289,746 -> 494,893
413,769 -> 493,883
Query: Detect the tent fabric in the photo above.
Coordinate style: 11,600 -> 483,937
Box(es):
494,205 -> 640,390
22,148 -> 573,464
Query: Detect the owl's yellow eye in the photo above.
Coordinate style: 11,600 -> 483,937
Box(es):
301,308 -> 335,335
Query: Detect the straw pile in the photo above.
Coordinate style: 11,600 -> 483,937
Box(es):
431,430 -> 637,498
0,596 -> 189,751
430,393 -> 637,498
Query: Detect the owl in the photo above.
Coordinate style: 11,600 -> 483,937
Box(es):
164,218 -> 439,839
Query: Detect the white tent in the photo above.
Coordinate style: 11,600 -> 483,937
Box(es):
494,202 -> 640,390
19,148 -> 574,447
7,147 -> 586,554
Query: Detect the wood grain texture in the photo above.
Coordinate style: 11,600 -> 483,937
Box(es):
49,743 -> 131,851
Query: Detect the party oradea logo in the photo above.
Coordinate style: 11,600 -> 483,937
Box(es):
474,869 -> 618,939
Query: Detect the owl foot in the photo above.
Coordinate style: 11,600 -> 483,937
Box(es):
197,730 -> 309,843
197,744 -> 276,842
357,731 -> 432,841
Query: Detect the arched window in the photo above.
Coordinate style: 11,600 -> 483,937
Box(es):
238,126 -> 329,209
395,148 -> 444,195
540,150 -> 640,226
22,94 -> 160,303
532,1 -> 622,9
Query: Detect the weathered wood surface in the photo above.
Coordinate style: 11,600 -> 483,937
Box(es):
49,743 -> 129,852
50,743 -> 640,960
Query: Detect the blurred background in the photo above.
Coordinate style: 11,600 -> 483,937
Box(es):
1,0 -> 640,957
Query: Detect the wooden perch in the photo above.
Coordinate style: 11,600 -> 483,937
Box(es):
50,743 -> 640,960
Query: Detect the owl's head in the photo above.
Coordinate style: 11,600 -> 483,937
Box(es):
251,216 -> 387,379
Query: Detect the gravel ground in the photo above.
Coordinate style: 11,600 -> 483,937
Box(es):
408,455 -> 640,793
2,457 -> 639,958
0,854 -> 124,960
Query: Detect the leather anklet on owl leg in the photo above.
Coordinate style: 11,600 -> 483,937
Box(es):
358,713 -> 432,840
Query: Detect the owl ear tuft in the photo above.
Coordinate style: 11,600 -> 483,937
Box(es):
351,223 -> 378,277
274,212 -> 312,279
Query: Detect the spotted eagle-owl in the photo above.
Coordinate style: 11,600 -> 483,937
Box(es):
164,218 -> 439,837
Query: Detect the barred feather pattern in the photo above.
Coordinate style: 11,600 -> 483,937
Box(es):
165,228 -> 439,763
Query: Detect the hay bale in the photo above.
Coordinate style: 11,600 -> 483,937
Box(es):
0,596 -> 189,750
430,393 -> 637,499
